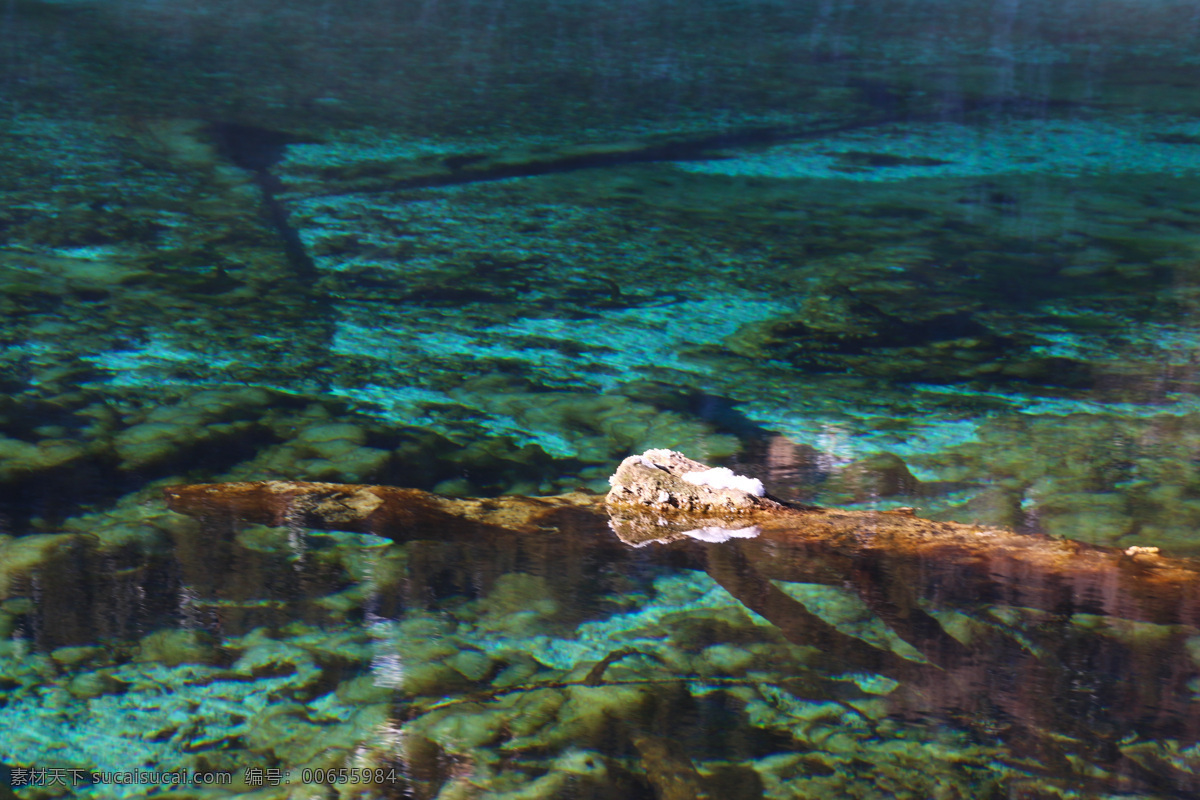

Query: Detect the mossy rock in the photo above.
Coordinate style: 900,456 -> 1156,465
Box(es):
823,452 -> 921,503
134,629 -> 218,667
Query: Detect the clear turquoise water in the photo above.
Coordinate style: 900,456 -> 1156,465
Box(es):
3,0 -> 1200,796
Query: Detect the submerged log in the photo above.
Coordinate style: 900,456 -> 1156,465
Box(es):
163,479 -> 600,535
164,461 -> 1200,630
164,459 -> 1200,685
164,452 -> 1200,793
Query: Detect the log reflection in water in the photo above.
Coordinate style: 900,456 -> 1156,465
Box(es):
163,479 -> 1200,792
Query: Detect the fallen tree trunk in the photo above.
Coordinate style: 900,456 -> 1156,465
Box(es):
163,459 -> 1200,789
164,471 -> 1200,629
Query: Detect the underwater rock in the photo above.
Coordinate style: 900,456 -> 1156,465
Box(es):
231,635 -> 321,685
477,573 -> 563,629
456,390 -> 741,469
0,435 -> 87,482
446,649 -> 494,682
491,651 -> 544,689
0,248 -> 151,292
928,485 -> 1023,528
111,387 -> 276,471
629,732 -> 710,800
243,702 -> 321,759
50,645 -> 105,669
913,412 -> 1200,548
400,661 -> 475,698
722,276 -> 1092,388
0,535 -> 78,598
135,629 -> 218,667
246,414 -> 393,484
823,452 -> 920,503
117,118 -> 226,174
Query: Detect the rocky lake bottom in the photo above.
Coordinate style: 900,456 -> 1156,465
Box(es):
5,0 -> 1200,796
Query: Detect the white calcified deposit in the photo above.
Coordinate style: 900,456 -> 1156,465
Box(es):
680,466 -> 766,497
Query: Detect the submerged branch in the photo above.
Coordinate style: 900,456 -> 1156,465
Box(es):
163,454 -> 1200,790
164,474 -> 1200,629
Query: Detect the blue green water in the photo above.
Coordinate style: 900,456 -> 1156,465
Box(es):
3,0 -> 1200,796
